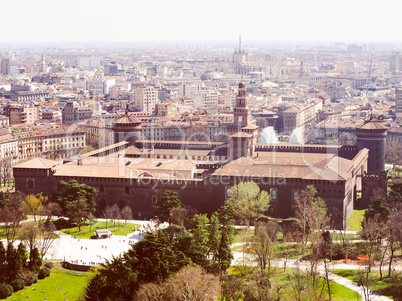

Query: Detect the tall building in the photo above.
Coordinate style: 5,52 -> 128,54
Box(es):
1,58 -> 10,75
232,34 -> 248,75
227,83 -> 259,160
40,55 -> 46,73
79,56 -> 101,68
133,86 -> 159,114
395,87 -> 402,113
390,54 -> 402,72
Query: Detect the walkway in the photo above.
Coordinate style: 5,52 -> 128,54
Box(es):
232,246 -> 397,301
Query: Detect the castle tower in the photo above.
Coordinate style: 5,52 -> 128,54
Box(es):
112,107 -> 142,146
356,120 -> 387,172
227,83 -> 259,160
40,55 -> 46,73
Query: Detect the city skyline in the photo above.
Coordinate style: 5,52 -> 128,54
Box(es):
2,0 -> 402,44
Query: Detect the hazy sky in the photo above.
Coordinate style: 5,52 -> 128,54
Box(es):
1,0 -> 401,44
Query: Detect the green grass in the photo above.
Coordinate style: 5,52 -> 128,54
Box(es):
9,264 -> 90,301
60,221 -> 141,239
348,210 -> 365,231
330,232 -> 360,241
331,269 -> 402,300
226,267 -> 361,300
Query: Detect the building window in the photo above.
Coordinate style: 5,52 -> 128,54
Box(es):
99,184 -> 104,193
26,178 -> 35,190
226,187 -> 232,199
293,190 -> 299,201
270,188 -> 277,201
152,196 -> 158,204
125,186 -> 130,194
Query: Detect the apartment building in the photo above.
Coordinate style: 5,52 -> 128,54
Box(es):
8,106 -> 40,125
133,86 -> 159,114
277,99 -> 322,133
62,101 -> 93,125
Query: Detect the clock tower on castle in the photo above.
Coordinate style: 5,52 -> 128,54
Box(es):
227,83 -> 259,160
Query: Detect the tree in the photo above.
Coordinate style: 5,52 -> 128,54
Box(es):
40,202 -> 62,224
38,222 -> 58,259
110,204 -> 121,227
362,214 -> 382,273
85,225 -> 209,301
225,181 -> 270,226
0,192 -> 26,244
80,145 -> 94,154
216,206 -> 235,275
103,205 -> 114,229
163,265 -> 220,301
363,197 -> 390,226
293,185 -> 328,254
28,247 -> 42,273
0,158 -> 12,186
18,221 -> 41,253
190,214 -> 210,256
66,198 -> 92,232
207,212 -> 221,265
153,190 -> 182,224
54,180 -> 98,231
252,220 -> 280,273
338,132 -> 356,146
385,209 -> 402,277
0,242 -> 6,282
23,194 -> 44,222
121,206 -> 132,225
386,140 -> 402,170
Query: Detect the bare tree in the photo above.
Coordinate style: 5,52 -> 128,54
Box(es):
385,209 -> 402,277
386,139 -> 402,170
0,158 -> 12,186
103,205 -> 114,229
18,221 -> 41,253
163,265 -> 220,301
38,222 -> 58,259
0,192 -> 26,244
110,204 -> 120,227
121,206 -> 132,226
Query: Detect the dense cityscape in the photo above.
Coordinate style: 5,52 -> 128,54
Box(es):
0,1 -> 402,299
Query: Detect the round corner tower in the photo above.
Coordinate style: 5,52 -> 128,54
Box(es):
112,112 -> 142,146
356,120 -> 387,172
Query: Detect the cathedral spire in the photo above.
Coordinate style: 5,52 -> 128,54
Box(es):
239,33 -> 242,53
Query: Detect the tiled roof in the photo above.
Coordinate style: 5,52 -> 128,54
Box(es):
14,157 -> 61,169
356,120 -> 387,130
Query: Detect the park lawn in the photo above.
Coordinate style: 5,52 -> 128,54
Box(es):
9,264 -> 90,301
226,267 -> 361,300
330,232 -> 360,241
331,269 -> 401,300
60,221 -> 141,239
347,210 -> 365,231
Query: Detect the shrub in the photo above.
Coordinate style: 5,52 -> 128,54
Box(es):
0,285 -> 9,299
44,261 -> 54,269
0,284 -> 13,299
10,279 -> 25,292
38,268 -> 46,279
22,271 -> 38,286
5,285 -> 13,297
38,267 -> 51,279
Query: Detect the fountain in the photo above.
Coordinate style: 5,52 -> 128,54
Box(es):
258,126 -> 278,144
289,127 -> 304,144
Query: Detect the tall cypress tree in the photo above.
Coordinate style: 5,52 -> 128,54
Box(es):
0,242 -> 6,282
6,243 -> 18,282
29,247 -> 42,273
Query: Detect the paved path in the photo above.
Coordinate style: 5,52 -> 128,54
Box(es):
232,245 -> 397,301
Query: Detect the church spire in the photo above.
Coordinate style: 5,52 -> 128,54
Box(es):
239,33 -> 242,53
